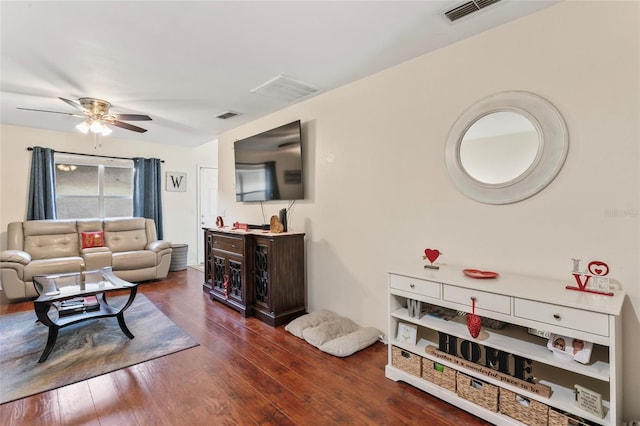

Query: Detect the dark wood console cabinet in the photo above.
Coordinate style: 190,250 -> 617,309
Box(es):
203,228 -> 305,326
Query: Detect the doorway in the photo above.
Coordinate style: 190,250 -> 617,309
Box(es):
198,166 -> 218,266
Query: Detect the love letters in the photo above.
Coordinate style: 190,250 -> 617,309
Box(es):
566,259 -> 612,296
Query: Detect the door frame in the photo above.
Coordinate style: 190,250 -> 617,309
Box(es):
197,165 -> 218,265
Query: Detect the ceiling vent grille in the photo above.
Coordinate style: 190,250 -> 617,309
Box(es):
444,0 -> 502,22
250,75 -> 320,102
215,111 -> 239,120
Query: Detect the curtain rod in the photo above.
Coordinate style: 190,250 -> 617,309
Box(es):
26,147 -> 164,163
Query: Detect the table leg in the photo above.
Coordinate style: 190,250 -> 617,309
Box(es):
38,326 -> 59,363
116,313 -> 135,339
114,286 -> 137,339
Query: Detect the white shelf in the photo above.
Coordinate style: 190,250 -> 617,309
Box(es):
386,266 -> 623,426
388,262 -> 625,316
390,337 -> 610,426
391,306 -> 610,382
386,364 -> 610,426
386,365 -> 523,426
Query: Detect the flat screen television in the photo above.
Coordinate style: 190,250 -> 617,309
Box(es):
234,120 -> 304,202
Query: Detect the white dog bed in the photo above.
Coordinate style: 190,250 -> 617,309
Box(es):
285,310 -> 382,357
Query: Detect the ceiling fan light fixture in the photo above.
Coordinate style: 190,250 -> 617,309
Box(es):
90,120 -> 104,133
76,120 -> 90,134
19,97 -> 150,136
100,125 -> 112,136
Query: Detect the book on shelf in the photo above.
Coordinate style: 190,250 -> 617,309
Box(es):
83,295 -> 100,311
57,295 -> 100,316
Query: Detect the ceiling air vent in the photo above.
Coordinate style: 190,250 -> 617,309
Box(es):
215,111 -> 239,120
444,0 -> 502,22
250,75 -> 320,102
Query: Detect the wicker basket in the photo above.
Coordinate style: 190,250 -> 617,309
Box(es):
456,373 -> 499,412
548,409 -> 592,426
500,389 -> 549,425
391,346 -> 422,376
422,359 -> 457,392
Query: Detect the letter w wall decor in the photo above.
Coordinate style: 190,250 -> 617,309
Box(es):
166,172 -> 187,192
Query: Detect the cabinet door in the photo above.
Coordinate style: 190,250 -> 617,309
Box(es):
203,231 -> 214,290
210,252 -> 245,305
253,241 -> 270,312
251,234 -> 305,327
210,252 -> 227,297
227,254 -> 245,305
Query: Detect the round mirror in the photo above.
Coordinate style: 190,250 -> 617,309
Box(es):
445,91 -> 568,204
460,111 -> 540,184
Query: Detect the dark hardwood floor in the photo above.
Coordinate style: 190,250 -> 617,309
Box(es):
0,268 -> 490,426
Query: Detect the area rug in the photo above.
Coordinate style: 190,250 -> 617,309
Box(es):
0,294 -> 199,404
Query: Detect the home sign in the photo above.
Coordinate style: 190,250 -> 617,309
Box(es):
429,335 -> 552,397
437,331 -> 533,383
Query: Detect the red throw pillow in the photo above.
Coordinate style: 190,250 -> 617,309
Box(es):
81,231 -> 104,249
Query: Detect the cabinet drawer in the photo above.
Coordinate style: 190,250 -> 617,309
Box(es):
389,275 -> 440,299
211,235 -> 244,254
514,299 -> 609,336
443,286 -> 511,315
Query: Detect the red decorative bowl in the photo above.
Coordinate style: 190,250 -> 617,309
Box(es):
463,269 -> 499,279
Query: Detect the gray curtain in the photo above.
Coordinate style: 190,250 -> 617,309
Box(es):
27,146 -> 57,220
133,157 -> 164,239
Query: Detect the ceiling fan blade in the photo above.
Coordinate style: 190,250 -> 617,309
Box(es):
59,97 -> 85,111
114,113 -> 152,121
111,120 -> 148,133
17,107 -> 84,117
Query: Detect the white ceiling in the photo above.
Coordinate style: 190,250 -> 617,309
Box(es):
1,1 -> 558,148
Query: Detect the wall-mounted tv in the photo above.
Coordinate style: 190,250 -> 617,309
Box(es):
234,120 -> 304,202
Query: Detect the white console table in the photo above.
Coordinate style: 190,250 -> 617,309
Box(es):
386,263 -> 625,425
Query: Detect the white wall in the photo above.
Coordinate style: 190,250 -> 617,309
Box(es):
216,2 -> 639,419
0,125 -> 218,266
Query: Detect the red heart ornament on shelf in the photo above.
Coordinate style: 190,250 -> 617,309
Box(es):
466,298 -> 481,338
588,261 -> 609,277
424,249 -> 441,264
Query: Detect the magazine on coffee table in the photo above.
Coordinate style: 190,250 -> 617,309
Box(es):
58,295 -> 100,316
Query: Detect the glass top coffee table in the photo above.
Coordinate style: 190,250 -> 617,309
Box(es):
33,267 -> 138,363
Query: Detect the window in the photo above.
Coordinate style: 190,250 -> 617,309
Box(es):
55,154 -> 134,219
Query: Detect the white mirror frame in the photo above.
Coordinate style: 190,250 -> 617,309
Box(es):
445,91 -> 569,204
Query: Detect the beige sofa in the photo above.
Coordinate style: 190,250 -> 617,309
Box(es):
1,217 -> 172,301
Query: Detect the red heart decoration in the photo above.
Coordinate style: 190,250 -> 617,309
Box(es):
424,249 -> 440,264
466,297 -> 481,338
588,261 -> 609,277
467,314 -> 482,338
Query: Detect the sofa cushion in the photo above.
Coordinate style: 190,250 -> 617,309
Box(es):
103,217 -> 146,232
77,219 -> 103,233
24,257 -> 84,282
112,250 -> 156,271
22,219 -> 77,237
22,220 -> 79,260
104,218 -> 148,253
81,231 -> 104,249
